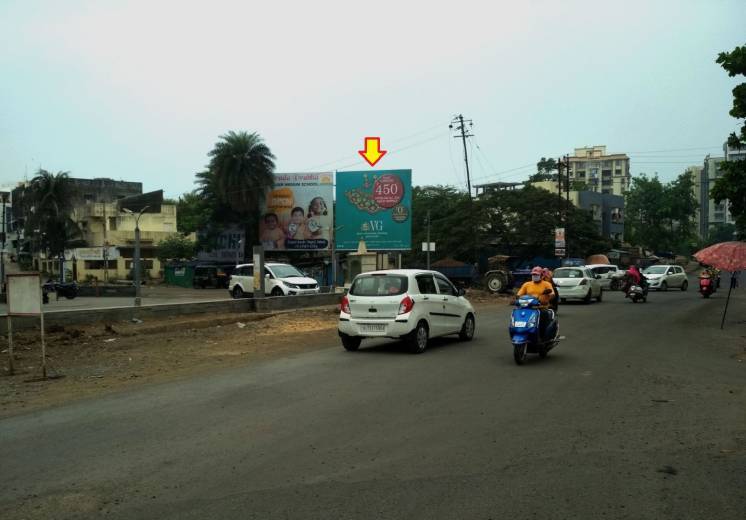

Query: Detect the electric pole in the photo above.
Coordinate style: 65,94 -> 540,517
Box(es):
425,210 -> 431,270
450,115 -> 474,199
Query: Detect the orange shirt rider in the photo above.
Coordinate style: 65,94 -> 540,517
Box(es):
517,268 -> 555,308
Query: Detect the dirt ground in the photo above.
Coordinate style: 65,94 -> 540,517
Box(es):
0,307 -> 343,418
0,295 -> 508,418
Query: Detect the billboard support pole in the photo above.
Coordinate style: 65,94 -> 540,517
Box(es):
253,246 -> 265,299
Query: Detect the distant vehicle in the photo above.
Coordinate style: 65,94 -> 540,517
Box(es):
229,262 -> 320,298
586,264 -> 625,290
642,265 -> 688,291
553,267 -> 603,303
193,265 -> 229,289
338,269 -> 476,353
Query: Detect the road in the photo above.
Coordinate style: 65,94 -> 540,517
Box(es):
1,285 -> 744,519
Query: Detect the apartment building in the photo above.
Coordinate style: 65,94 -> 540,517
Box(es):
567,146 -> 631,196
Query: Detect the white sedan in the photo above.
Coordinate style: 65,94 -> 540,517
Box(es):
553,267 -> 603,303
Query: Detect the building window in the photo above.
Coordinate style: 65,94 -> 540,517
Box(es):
614,169 -> 622,176
602,160 -> 612,168
84,194 -> 94,203
602,169 -> 612,177
84,260 -> 117,270
576,171 -> 586,178
125,259 -> 154,270
109,217 -> 117,231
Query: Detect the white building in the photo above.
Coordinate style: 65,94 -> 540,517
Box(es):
567,146 -> 631,196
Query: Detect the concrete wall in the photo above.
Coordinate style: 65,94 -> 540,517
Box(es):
0,293 -> 342,333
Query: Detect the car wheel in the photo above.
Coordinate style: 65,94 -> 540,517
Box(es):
232,286 -> 244,299
459,314 -> 475,341
596,288 -> 603,302
659,281 -> 668,292
341,335 -> 362,351
407,321 -> 429,354
271,287 -> 284,297
583,289 -> 592,304
681,280 -> 688,291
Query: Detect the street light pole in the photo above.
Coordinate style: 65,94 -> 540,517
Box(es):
129,206 -> 149,307
331,225 -> 344,292
425,210 -> 431,270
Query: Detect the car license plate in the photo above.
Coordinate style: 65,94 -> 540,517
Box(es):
514,321 -> 527,327
361,323 -> 386,333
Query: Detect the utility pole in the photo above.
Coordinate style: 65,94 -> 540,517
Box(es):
0,192 -> 6,294
425,210 -> 431,270
450,115 -> 474,199
557,157 -> 563,226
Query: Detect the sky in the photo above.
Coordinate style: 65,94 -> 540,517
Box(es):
1,0 -> 745,198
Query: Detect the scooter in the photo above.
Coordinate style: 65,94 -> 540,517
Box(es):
509,295 -> 560,365
699,277 -> 714,298
626,284 -> 648,303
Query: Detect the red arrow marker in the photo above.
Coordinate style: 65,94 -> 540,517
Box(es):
358,137 -> 387,167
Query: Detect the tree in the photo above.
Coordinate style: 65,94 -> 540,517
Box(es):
529,157 -> 557,182
155,235 -> 196,262
22,169 -> 82,256
176,191 -> 211,234
711,45 -> 746,238
625,172 -> 698,253
201,131 -> 275,258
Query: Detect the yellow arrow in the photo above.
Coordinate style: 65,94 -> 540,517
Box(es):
358,137 -> 387,167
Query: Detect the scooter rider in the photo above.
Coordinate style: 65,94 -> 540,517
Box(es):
515,266 -> 555,339
542,268 -> 559,313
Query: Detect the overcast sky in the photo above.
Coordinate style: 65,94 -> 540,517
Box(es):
1,0 -> 744,197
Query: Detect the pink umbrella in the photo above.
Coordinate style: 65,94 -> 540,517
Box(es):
693,241 -> 746,329
694,241 -> 746,271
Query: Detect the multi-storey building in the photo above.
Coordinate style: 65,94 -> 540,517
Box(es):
688,154 -> 736,239
567,146 -> 631,196
530,179 -> 624,241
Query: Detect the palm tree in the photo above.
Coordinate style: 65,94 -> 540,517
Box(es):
200,131 -> 276,257
23,169 -> 82,257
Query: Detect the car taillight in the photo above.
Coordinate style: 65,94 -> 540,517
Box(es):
340,295 -> 351,314
579,279 -> 588,285
398,295 -> 415,315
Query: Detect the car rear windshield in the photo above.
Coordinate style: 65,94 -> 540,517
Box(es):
350,275 -> 408,296
554,268 -> 584,278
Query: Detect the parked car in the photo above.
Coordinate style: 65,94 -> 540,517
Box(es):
338,269 -> 476,353
586,264 -> 625,290
229,262 -> 320,298
193,265 -> 229,289
553,267 -> 603,303
642,264 -> 688,291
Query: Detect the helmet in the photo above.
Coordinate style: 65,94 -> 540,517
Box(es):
531,266 -> 543,276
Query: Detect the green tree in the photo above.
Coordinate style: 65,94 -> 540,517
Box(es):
23,169 -> 83,256
625,172 -> 698,252
155,235 -> 196,262
200,131 -> 276,257
711,45 -> 746,238
176,191 -> 211,234
529,157 -> 557,182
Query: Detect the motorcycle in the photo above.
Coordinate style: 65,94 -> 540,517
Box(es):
42,280 -> 79,301
699,276 -> 714,298
509,295 -> 560,365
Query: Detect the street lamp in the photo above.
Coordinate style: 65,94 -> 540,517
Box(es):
331,225 -> 344,291
122,206 -> 149,307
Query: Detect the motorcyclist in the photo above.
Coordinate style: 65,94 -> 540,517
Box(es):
542,268 -> 559,313
515,266 -> 555,339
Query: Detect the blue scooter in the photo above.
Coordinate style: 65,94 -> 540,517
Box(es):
509,295 -> 560,365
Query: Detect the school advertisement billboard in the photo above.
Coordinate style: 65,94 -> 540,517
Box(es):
335,169 -> 412,251
259,173 -> 333,251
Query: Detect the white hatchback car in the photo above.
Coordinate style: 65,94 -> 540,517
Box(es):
642,264 -> 689,291
553,266 -> 603,303
338,269 -> 476,354
229,262 -> 320,298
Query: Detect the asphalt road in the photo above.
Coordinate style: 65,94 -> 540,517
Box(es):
1,285 -> 744,519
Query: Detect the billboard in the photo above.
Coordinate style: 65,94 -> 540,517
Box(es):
335,169 -> 412,250
260,173 -> 333,251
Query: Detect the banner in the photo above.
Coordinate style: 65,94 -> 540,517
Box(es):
259,173 -> 333,251
335,169 -> 412,250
